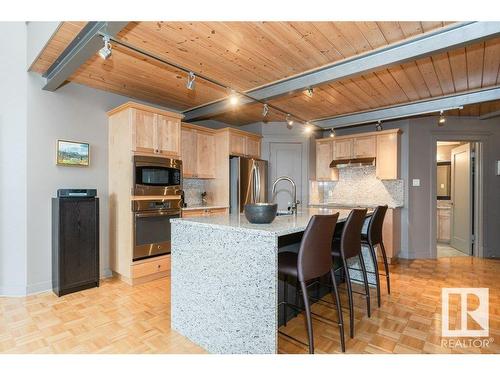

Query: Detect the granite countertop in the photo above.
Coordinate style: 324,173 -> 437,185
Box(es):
309,202 -> 403,209
182,205 -> 229,211
172,207 -> 371,237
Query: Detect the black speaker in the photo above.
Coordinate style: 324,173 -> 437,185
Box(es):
52,193 -> 99,297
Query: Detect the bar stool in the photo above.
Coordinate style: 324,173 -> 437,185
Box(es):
361,205 -> 390,299
331,209 -> 370,339
278,214 -> 345,353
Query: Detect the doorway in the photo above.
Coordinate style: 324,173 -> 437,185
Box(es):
435,141 -> 482,258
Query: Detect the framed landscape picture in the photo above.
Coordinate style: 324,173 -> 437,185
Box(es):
56,140 -> 90,167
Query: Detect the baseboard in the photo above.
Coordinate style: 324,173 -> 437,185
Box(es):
101,268 -> 113,279
26,280 -> 52,295
0,285 -> 28,297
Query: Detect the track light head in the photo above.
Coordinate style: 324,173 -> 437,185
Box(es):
98,35 -> 112,60
304,122 -> 313,134
375,120 -> 383,132
286,114 -> 294,129
262,103 -> 269,117
186,71 -> 196,90
304,88 -> 314,98
438,110 -> 446,126
329,128 -> 336,138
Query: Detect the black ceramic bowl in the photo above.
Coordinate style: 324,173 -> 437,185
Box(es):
244,203 -> 278,224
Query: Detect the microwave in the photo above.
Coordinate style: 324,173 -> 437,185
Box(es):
134,155 -> 182,196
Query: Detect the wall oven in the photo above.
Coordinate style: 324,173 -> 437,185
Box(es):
134,155 -> 182,196
132,198 -> 181,261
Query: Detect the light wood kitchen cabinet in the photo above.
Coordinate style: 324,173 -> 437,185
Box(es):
182,207 -> 228,217
333,139 -> 353,160
196,131 -> 216,178
181,123 -> 216,179
353,136 -> 376,158
130,107 -> 181,157
437,207 -> 451,243
107,102 -> 183,286
376,132 -> 400,179
315,139 -> 338,181
246,137 -> 261,158
226,129 -> 262,158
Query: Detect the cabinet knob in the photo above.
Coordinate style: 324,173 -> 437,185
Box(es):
157,264 -> 161,269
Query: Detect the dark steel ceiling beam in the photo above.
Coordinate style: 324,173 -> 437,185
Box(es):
42,21 -> 128,91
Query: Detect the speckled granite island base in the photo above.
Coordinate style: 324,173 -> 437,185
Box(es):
170,209 -> 375,354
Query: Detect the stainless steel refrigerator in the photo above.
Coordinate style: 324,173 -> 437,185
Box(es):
230,157 -> 268,214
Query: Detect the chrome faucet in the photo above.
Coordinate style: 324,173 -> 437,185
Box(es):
272,176 -> 300,215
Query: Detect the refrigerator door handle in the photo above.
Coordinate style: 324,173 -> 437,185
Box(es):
252,163 -> 260,203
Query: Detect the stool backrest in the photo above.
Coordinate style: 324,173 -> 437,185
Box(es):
297,214 -> 339,282
341,209 -> 368,259
367,205 -> 388,245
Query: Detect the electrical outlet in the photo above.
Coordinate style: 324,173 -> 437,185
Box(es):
412,179 -> 421,187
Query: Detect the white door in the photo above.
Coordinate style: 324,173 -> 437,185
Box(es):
269,142 -> 303,211
450,143 -> 472,254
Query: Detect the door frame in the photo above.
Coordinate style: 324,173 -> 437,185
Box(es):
430,131 -> 488,258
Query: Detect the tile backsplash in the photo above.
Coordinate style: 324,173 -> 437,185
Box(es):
310,166 -> 404,208
183,179 -> 209,206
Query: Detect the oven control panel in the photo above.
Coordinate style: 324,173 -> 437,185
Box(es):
132,198 -> 182,212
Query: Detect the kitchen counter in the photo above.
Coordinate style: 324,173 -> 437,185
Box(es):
182,205 -> 229,211
170,208 -> 375,354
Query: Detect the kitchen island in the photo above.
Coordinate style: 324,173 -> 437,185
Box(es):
170,208 -> 374,354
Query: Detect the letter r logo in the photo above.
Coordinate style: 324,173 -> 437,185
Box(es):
442,288 -> 489,337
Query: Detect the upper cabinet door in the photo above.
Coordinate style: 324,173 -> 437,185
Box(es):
132,109 -> 156,153
246,137 -> 261,158
229,133 -> 246,156
316,140 -> 337,180
181,128 -> 197,178
353,136 -> 376,158
196,132 -> 216,178
376,133 -> 399,179
333,139 -> 353,160
156,115 -> 180,156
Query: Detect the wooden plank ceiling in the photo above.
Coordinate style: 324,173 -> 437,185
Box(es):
30,21 -> 500,125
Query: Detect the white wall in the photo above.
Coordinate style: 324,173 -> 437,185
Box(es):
0,22 -> 28,296
25,76 -> 136,293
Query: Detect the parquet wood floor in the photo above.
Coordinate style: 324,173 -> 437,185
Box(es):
1,257 -> 499,354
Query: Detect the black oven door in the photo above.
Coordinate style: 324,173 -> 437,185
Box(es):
133,209 -> 180,261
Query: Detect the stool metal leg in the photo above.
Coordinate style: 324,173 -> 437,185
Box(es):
300,280 -> 314,354
379,242 -> 391,294
342,258 -> 355,339
358,253 -> 371,318
366,243 -> 381,307
330,269 -> 345,352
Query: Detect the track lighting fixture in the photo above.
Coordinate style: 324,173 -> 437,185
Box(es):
305,88 -> 314,98
438,110 -> 446,126
262,103 -> 269,117
375,120 -> 383,132
228,89 -> 239,106
186,71 -> 196,90
329,128 -> 336,138
286,114 -> 294,129
98,35 -> 112,60
304,122 -> 314,134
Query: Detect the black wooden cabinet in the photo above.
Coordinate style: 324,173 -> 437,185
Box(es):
52,197 -> 99,296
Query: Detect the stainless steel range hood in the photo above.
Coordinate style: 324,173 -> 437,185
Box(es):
329,157 -> 376,168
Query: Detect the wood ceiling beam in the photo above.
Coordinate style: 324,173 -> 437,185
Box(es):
42,21 -> 129,91
312,86 -> 500,128
183,22 -> 500,122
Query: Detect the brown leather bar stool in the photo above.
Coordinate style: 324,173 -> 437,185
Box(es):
361,205 -> 390,299
278,214 -> 345,353
331,209 -> 370,339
